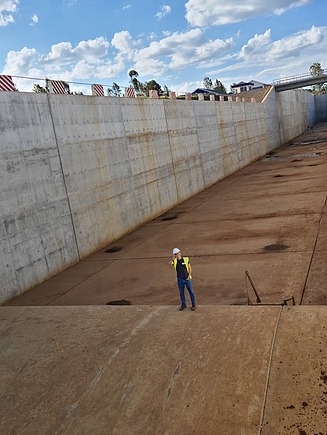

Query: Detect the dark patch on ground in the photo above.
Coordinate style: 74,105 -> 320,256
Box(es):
321,371 -> 327,384
273,174 -> 285,178
263,243 -> 288,252
106,299 -> 131,305
105,246 -> 123,253
161,214 -> 178,221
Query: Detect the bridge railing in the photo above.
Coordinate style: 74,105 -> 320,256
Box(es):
273,70 -> 327,85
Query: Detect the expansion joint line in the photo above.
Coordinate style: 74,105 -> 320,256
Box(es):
46,93 -> 81,261
162,101 -> 180,204
299,192 -> 327,305
259,306 -> 283,434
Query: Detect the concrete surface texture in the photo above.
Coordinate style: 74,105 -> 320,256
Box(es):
2,124 -> 327,434
0,88 -> 317,303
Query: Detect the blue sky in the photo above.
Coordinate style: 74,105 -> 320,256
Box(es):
0,0 -> 326,94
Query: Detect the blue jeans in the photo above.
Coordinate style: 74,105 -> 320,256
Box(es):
177,278 -> 196,306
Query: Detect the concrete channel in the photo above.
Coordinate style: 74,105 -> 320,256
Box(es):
2,123 -> 327,434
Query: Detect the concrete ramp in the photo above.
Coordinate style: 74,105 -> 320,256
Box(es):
1,305 -> 326,435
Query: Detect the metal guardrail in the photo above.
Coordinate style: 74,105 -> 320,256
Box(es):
273,70 -> 327,85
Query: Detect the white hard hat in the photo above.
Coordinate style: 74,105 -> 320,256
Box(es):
172,248 -> 180,254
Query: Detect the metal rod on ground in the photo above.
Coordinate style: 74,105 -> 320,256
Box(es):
283,296 -> 296,306
245,273 -> 252,305
245,271 -> 261,303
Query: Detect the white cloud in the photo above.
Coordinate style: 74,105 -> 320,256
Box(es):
2,34 -> 130,90
155,4 -> 171,21
3,47 -> 38,74
185,0 -> 312,26
132,29 -> 233,77
267,25 -> 324,62
0,0 -> 19,26
238,25 -> 324,64
70,59 -> 125,80
0,0 -> 19,13
111,30 -> 136,60
42,37 -> 110,65
122,4 -> 132,10
63,0 -> 77,7
29,14 -> 38,26
148,32 -> 157,41
238,29 -> 272,60
211,25 -> 327,89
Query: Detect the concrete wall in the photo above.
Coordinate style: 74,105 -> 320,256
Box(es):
0,88 -> 316,303
276,89 -> 316,144
315,94 -> 327,123
0,92 -> 79,304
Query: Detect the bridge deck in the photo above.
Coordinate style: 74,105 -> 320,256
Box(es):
274,73 -> 327,91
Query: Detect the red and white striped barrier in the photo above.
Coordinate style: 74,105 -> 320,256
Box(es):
0,75 -> 16,91
149,89 -> 158,99
91,84 -> 104,96
125,87 -> 135,98
48,80 -> 69,94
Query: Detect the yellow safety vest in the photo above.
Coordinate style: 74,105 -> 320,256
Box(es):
173,257 -> 192,279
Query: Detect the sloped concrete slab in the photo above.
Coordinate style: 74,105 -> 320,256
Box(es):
177,192 -> 325,222
262,307 -> 327,435
50,252 -> 310,306
6,259 -> 114,306
0,306 -> 280,435
301,251 -> 327,305
122,214 -> 319,258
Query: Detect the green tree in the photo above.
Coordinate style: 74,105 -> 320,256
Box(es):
33,84 -> 48,93
309,62 -> 326,94
107,82 -> 121,97
162,84 -> 170,97
213,79 -> 226,94
145,79 -> 162,96
128,70 -> 145,95
203,77 -> 213,89
203,76 -> 226,93
310,62 -> 324,76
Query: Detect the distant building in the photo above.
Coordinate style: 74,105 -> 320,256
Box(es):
230,80 -> 266,94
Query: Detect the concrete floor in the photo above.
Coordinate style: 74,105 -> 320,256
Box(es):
2,123 -> 327,434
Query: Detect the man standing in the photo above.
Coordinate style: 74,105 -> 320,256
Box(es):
171,248 -> 196,311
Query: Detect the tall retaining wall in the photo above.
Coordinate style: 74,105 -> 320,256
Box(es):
0,88 -> 316,303
315,94 -> 327,123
